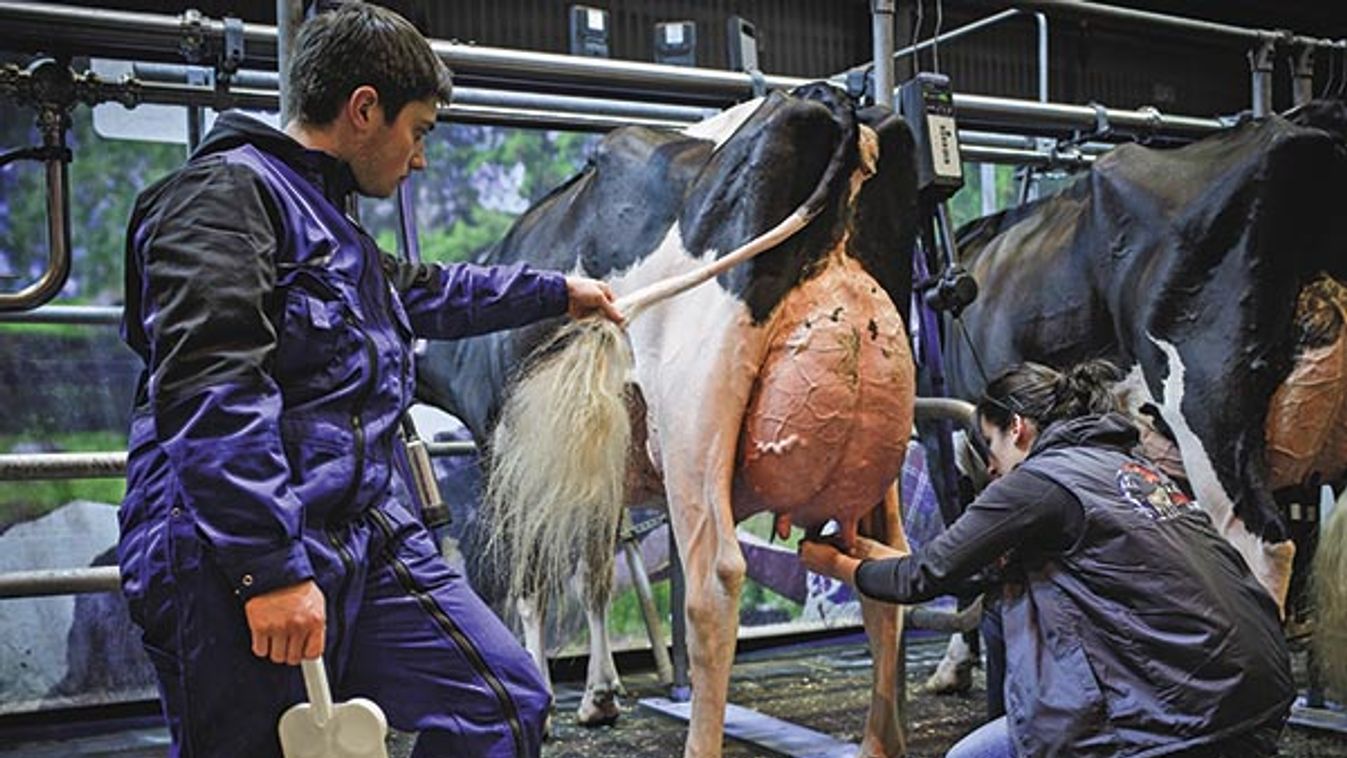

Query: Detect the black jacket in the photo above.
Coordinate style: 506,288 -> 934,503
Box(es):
857,414 -> 1292,757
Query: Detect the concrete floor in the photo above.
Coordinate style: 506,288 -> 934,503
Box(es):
3,636 -> 1345,757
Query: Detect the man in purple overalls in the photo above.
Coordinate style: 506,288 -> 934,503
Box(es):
116,3 -> 622,756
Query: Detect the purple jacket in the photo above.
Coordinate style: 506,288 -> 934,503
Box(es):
118,112 -> 568,604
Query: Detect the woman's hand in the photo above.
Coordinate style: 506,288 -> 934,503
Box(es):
798,535 -> 909,586
799,537 -> 862,585
850,535 -> 909,562
565,276 -> 624,324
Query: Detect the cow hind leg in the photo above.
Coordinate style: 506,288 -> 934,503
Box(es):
674,508 -> 746,758
516,594 -> 554,737
858,482 -> 908,757
573,564 -> 624,727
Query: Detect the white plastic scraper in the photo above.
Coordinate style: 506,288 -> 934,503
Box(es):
279,658 -> 389,758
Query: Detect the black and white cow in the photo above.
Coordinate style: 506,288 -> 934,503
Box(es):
418,84 -> 921,757
941,105 -> 1347,615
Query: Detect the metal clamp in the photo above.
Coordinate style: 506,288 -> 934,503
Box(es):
220,16 -> 246,80
747,67 -> 767,99
179,9 -> 207,64
1090,101 -> 1111,138
1135,105 -> 1163,144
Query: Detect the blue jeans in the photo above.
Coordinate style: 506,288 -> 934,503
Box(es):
946,716 -> 1015,758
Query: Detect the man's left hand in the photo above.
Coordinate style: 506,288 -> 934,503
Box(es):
565,276 -> 624,324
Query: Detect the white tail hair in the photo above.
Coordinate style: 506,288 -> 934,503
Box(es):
1313,488 -> 1347,696
481,319 -> 632,604
480,122 -> 876,607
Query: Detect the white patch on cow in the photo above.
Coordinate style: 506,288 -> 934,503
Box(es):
682,97 -> 765,150
1147,335 -> 1280,596
1113,362 -> 1151,414
754,434 -> 800,455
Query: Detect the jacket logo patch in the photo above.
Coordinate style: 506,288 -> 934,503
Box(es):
1116,461 -> 1192,521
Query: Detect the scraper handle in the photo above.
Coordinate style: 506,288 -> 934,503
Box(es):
300,658 -> 334,725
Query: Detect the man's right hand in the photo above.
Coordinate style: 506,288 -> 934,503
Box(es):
243,579 -> 326,665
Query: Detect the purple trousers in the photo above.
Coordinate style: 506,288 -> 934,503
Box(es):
126,496 -> 549,757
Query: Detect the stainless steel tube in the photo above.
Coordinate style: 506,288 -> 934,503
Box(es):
962,144 -> 1094,169
953,92 -> 1221,139
276,0 -> 303,124
1018,0 -> 1342,50
0,452 -> 128,480
0,111 -> 71,312
872,0 -> 897,108
423,440 -> 479,458
0,566 -> 122,599
913,397 -> 978,433
0,305 -> 122,325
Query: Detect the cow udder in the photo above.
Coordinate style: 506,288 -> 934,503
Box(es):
734,252 -> 915,529
1267,275 -> 1347,491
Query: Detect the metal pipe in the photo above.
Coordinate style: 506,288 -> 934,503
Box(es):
890,8 -> 1022,64
620,510 -> 674,686
0,2 -> 807,106
905,595 -> 983,633
872,0 -> 897,108
0,304 -> 122,324
1035,12 -> 1049,102
127,79 -> 696,131
962,144 -> 1094,169
0,451 -> 128,480
1018,1 -> 1345,50
106,73 -> 1222,143
423,440 -> 479,458
959,129 -> 1111,155
0,566 -> 121,599
276,0 -> 302,125
1250,39 -> 1276,118
953,92 -> 1221,139
914,397 -> 978,433
0,1 -> 279,64
0,106 -> 71,313
0,401 -> 971,482
431,40 -> 807,105
128,62 -> 721,124
1292,46 -> 1315,108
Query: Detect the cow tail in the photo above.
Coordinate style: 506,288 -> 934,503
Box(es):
1313,488 -> 1347,697
482,318 -> 632,607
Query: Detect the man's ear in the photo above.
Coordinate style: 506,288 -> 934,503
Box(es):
347,85 -> 381,130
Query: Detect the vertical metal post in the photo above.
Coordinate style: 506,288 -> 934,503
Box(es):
1292,46 -> 1315,107
669,527 -> 690,701
980,163 -> 998,215
1249,37 -> 1276,118
620,511 -> 674,686
41,109 -> 71,307
276,0 -> 304,124
872,0 -> 897,107
1034,13 -> 1049,103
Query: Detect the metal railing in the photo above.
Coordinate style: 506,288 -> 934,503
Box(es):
0,398 -> 977,599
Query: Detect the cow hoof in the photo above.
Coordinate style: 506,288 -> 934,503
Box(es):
923,658 -> 974,695
576,686 -> 622,727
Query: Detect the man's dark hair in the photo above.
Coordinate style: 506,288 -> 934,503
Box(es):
286,1 -> 453,126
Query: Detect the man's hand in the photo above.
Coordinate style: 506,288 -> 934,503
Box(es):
243,579 -> 325,665
565,276 -> 624,324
